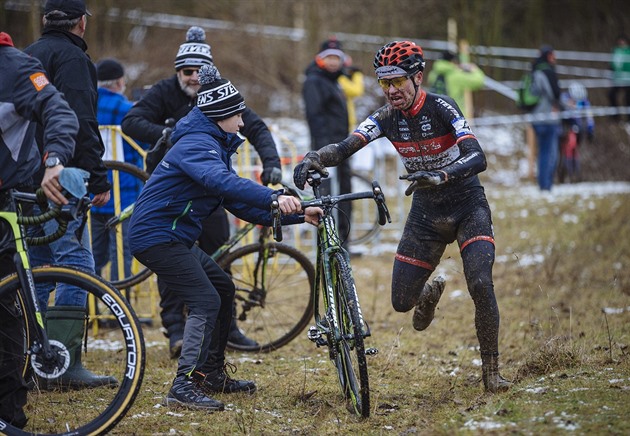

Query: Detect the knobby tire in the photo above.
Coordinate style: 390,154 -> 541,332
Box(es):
331,252 -> 370,417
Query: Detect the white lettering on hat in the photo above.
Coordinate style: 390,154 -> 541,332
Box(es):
177,43 -> 211,57
197,82 -> 238,105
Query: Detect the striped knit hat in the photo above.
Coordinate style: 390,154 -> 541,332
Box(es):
174,26 -> 213,71
196,65 -> 246,121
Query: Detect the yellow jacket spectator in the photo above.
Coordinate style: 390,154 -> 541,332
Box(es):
338,57 -> 365,131
427,51 -> 485,117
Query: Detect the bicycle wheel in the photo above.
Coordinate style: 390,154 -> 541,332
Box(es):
219,242 -> 315,353
0,265 -> 145,435
331,252 -> 370,417
350,171 -> 380,245
96,161 -> 153,290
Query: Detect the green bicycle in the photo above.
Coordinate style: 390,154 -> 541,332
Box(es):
0,187 -> 145,435
271,171 -> 391,417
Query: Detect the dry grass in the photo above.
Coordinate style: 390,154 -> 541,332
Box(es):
73,183 -> 630,435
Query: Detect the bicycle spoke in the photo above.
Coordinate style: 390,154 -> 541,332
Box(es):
221,243 -> 314,352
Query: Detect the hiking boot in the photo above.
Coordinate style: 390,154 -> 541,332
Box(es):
165,376 -> 224,411
412,276 -> 445,331
481,353 -> 512,393
193,364 -> 257,394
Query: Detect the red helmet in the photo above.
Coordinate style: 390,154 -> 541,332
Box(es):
373,41 -> 425,78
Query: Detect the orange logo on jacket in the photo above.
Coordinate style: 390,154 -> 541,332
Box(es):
30,72 -> 49,91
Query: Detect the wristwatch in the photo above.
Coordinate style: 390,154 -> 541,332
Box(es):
44,156 -> 62,168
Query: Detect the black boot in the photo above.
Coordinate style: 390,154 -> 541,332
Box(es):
481,352 -> 512,393
44,306 -> 118,390
412,276 -> 445,331
228,303 -> 259,347
192,363 -> 256,394
165,375 -> 224,411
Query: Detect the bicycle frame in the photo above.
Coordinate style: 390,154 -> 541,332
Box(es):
1,191 -> 65,369
271,171 -> 390,417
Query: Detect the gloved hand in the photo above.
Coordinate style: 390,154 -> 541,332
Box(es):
400,171 -> 445,196
293,151 -> 328,190
261,167 -> 283,185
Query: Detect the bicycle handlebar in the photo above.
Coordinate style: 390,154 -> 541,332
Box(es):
8,188 -> 92,246
299,177 -> 392,226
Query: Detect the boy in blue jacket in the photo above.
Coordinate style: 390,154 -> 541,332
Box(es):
129,65 -> 320,411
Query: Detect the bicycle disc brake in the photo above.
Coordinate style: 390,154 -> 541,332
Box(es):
30,339 -> 71,379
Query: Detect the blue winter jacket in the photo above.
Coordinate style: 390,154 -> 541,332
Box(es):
91,87 -> 143,215
128,107 -> 301,254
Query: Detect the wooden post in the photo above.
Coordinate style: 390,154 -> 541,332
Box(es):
459,39 -> 474,120
526,125 -> 537,180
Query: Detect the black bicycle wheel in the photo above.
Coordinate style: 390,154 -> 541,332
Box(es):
219,242 -> 315,353
350,171 -> 381,245
331,252 -> 370,417
0,266 -> 145,435
96,161 -> 153,290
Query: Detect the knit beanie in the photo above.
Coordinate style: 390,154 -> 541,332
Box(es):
96,58 -> 124,81
196,64 -> 246,121
174,26 -> 213,71
316,37 -> 345,61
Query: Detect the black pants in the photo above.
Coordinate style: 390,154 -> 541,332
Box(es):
391,188 -> 500,356
157,208 -> 230,340
135,242 -> 234,377
609,86 -> 630,120
0,253 -> 28,429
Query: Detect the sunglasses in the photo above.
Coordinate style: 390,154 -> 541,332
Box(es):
181,68 -> 199,77
377,75 -> 410,90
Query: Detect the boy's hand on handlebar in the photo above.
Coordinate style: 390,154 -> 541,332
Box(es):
293,151 -> 328,189
41,166 -> 69,205
277,194 -> 302,215
91,191 -> 111,207
304,207 -> 323,226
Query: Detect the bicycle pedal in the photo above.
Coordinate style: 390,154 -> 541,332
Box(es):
307,326 -> 321,342
365,347 -> 379,355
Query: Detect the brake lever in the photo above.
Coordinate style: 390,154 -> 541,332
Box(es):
270,194 -> 283,242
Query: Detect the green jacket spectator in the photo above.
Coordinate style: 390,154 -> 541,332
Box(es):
427,51 -> 485,117
611,36 -> 630,87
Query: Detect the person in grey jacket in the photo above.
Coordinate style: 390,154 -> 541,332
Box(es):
530,44 -> 562,191
0,30 -> 77,429
129,65 -> 320,411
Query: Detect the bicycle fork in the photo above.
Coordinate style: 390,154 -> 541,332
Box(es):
13,252 -> 70,378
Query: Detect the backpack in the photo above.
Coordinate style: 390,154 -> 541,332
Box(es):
516,71 -> 540,111
430,73 -> 448,96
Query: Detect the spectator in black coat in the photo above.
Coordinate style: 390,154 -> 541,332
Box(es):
302,37 -> 353,249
